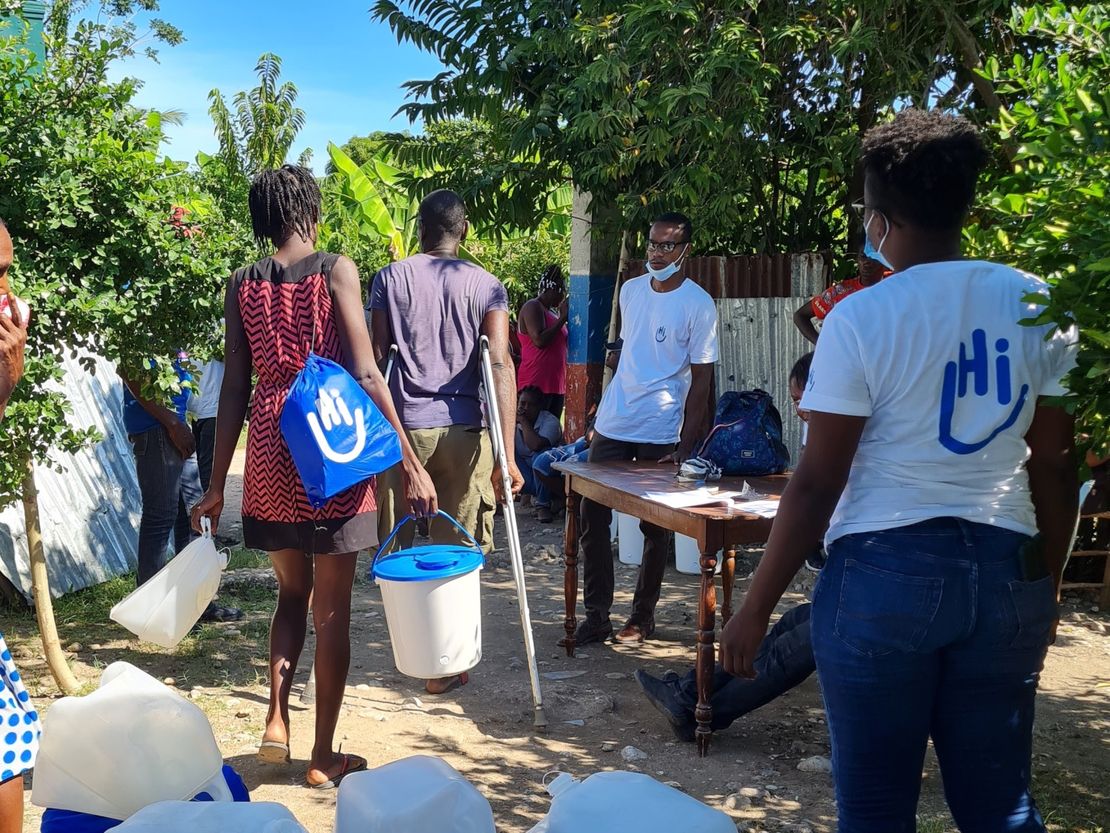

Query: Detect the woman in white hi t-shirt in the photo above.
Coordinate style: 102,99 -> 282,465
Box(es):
721,110 -> 1078,833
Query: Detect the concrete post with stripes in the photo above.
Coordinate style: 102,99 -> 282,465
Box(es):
566,189 -> 618,443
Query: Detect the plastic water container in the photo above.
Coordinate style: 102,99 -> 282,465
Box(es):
617,513 -> 644,565
113,801 -> 307,833
335,755 -> 495,833
31,662 -> 231,820
610,515 -> 618,543
371,512 -> 483,679
110,517 -> 227,647
527,771 -> 734,833
675,534 -> 722,575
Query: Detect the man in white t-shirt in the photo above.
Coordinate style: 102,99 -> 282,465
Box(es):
566,212 -> 719,647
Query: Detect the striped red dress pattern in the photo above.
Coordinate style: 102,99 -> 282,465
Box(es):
237,253 -> 376,528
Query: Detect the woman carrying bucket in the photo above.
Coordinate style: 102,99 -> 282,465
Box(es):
191,165 -> 437,790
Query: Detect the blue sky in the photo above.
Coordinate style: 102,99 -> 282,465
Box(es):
114,0 -> 446,172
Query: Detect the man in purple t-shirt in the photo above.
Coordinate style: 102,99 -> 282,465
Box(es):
369,190 -> 522,572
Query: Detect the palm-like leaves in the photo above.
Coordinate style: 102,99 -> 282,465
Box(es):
208,53 -> 307,176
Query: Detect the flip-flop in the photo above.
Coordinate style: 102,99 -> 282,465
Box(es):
306,753 -> 367,790
424,671 -> 469,696
257,740 -> 291,765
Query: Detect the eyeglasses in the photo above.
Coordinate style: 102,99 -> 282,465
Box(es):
646,240 -> 689,254
851,202 -> 903,227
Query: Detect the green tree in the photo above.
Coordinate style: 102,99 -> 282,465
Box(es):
324,130 -> 396,175
968,3 -> 1110,452
374,0 -> 1017,255
0,0 -> 238,690
208,52 -> 310,178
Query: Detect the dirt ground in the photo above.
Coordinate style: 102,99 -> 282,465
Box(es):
8,451 -> 1109,833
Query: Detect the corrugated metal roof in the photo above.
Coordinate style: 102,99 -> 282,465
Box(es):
715,298 -> 814,464
623,252 -> 830,299
0,351 -> 141,602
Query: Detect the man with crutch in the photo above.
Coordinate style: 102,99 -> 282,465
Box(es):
368,189 -> 523,696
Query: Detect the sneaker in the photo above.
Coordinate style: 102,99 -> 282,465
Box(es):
634,670 -> 696,742
804,549 -> 827,573
676,457 -> 722,483
614,620 -> 656,644
200,603 -> 244,623
557,619 -> 613,648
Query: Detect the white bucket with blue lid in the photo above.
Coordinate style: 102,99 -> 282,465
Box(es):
371,511 -> 484,679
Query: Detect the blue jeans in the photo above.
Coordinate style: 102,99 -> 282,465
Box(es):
677,602 -> 814,729
525,438 -> 590,508
813,518 -> 1055,833
533,437 -> 589,478
131,426 -> 203,585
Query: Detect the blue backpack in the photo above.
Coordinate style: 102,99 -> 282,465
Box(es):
696,390 -> 789,476
281,353 -> 403,507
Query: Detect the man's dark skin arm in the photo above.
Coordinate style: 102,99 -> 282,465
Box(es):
481,308 -> 524,495
793,299 -> 821,345
661,362 -> 715,463
119,371 -> 196,460
517,414 -> 555,453
519,297 -> 568,349
370,308 -> 392,370
1025,402 -> 1079,597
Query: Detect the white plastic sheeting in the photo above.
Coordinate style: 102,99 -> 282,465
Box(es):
0,351 -> 140,601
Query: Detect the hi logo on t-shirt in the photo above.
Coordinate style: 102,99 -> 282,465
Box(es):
939,329 -> 1030,455
655,326 -> 667,343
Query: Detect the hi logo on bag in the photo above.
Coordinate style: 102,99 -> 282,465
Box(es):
307,387 -> 368,463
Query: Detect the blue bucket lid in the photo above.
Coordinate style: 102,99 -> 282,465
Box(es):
372,544 -> 484,582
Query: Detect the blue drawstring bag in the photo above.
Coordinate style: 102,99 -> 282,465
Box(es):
280,352 -> 403,508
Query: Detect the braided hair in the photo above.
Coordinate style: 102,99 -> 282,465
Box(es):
248,165 -> 321,248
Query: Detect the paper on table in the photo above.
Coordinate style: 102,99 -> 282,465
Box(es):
642,488 -> 743,509
732,499 -> 780,518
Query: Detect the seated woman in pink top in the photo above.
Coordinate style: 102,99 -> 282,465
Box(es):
517,265 -> 568,419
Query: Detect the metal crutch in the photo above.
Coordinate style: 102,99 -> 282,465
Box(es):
301,345 -> 401,706
479,335 -> 547,730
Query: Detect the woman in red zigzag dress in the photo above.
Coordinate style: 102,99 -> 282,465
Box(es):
192,165 -> 437,790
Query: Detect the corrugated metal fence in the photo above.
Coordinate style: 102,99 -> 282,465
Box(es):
0,351 -> 140,602
621,253 -> 831,464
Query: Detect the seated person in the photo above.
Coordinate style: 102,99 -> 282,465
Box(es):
793,252 -> 889,344
515,385 -> 563,522
635,603 -> 814,741
530,341 -> 620,520
636,350 -> 819,739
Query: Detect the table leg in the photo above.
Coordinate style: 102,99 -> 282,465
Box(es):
695,547 -> 718,757
721,547 -> 737,625
563,488 -> 581,657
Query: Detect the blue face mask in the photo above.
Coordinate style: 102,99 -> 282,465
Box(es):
646,244 -> 689,282
864,213 -> 895,271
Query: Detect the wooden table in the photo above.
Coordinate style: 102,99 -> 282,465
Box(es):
553,459 -> 787,755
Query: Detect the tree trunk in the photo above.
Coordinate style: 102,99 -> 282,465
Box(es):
22,459 -> 80,695
602,230 -> 631,392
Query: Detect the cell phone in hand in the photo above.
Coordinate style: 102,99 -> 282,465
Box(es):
0,294 -> 31,325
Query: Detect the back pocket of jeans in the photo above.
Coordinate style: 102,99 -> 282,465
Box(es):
834,559 -> 943,657
1007,575 -> 1057,651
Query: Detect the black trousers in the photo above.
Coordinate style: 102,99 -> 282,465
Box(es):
579,433 -> 674,626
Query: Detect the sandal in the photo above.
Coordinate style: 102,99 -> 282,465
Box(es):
257,739 -> 291,765
306,753 -> 367,790
424,672 -> 469,695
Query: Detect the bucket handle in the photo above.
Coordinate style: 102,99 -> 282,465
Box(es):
370,510 -> 482,577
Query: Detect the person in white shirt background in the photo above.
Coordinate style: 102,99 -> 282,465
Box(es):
721,109 -> 1078,833
566,211 -> 718,647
